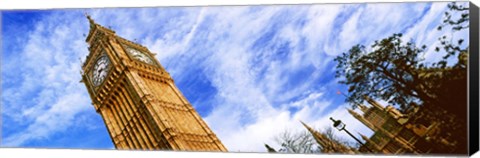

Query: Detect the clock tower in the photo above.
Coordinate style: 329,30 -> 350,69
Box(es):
80,15 -> 227,151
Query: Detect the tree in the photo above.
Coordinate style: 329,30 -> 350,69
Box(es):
437,2 -> 469,32
433,2 -> 469,119
273,130 -> 320,153
435,2 -> 469,69
333,2 -> 469,154
334,33 -> 468,153
334,33 -> 436,111
335,33 -> 467,115
271,127 -> 355,154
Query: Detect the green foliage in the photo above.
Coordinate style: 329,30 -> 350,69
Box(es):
334,2 -> 469,154
437,2 -> 469,31
334,33 -> 435,111
435,2 -> 469,69
334,1 -> 469,115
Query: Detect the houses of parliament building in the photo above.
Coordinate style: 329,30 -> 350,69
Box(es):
300,96 -> 460,154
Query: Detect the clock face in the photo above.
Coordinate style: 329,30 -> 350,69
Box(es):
92,55 -> 110,87
125,46 -> 154,64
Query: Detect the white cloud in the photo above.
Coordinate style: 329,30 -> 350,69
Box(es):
338,6 -> 363,52
2,11 -> 100,146
4,93 -> 90,146
402,3 -> 450,64
204,90 -> 327,152
144,8 -> 207,65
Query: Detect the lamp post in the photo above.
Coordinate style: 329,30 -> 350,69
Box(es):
329,117 -> 375,153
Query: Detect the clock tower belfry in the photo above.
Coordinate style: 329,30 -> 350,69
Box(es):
80,15 -> 227,151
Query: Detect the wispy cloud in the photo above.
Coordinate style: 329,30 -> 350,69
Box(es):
2,11 -> 108,147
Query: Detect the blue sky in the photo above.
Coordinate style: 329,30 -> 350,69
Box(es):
1,2 -> 469,152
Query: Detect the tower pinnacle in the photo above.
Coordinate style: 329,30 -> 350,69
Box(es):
84,13 -> 96,28
299,121 -> 357,154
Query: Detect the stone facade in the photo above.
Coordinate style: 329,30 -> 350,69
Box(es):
80,16 -> 227,151
349,97 -> 449,154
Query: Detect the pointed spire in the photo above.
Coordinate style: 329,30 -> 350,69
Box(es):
299,121 -> 322,142
299,121 -> 356,154
363,96 -> 384,110
358,132 -> 370,141
300,120 -> 313,131
84,12 -> 116,44
347,108 -> 361,118
357,132 -> 379,153
264,144 -> 277,153
300,121 -> 329,148
347,108 -> 377,131
357,104 -> 369,113
84,12 -> 99,43
85,12 -> 96,28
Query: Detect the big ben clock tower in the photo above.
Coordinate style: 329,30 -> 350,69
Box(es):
80,15 -> 227,151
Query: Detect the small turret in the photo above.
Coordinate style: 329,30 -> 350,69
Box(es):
363,96 -> 385,110
300,121 -> 357,154
264,144 -> 277,153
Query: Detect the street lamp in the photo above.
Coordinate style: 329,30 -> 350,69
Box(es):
331,117 -> 346,131
329,117 -> 375,153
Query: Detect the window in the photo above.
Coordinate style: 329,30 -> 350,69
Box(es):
398,129 -> 416,142
366,110 -> 386,126
382,118 -> 402,133
370,132 -> 388,146
384,142 -> 401,153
